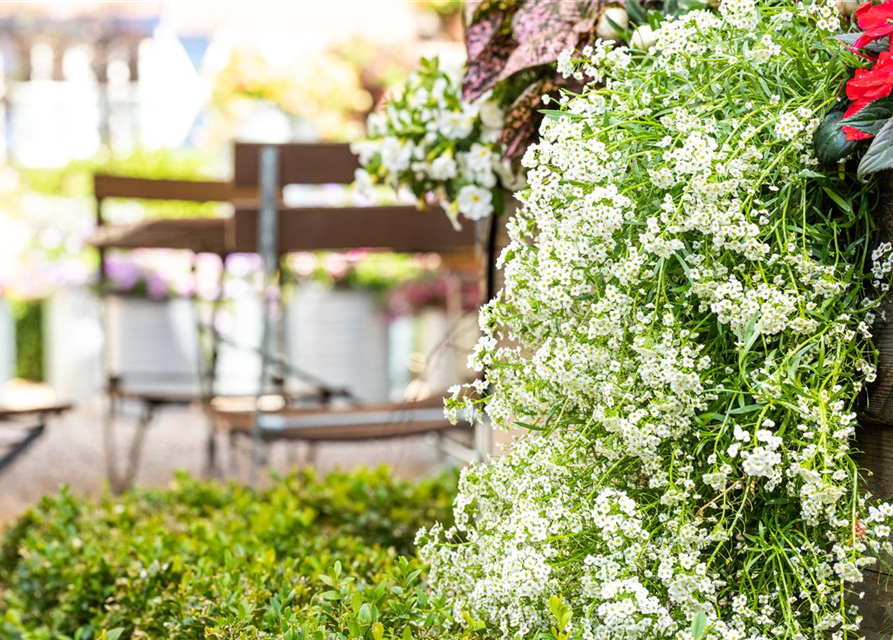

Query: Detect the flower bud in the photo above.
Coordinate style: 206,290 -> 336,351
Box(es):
631,25 -> 657,50
836,0 -> 859,17
596,6 -> 629,41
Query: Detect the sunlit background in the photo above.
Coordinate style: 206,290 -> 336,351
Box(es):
0,0 -> 475,520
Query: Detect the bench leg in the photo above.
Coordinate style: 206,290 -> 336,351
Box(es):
204,426 -> 219,479
305,442 -> 318,467
103,394 -> 154,495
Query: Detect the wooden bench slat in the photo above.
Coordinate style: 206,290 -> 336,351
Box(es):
90,218 -> 229,254
209,396 -> 459,442
230,206 -> 477,254
94,175 -> 232,202
0,404 -> 72,420
233,143 -> 359,187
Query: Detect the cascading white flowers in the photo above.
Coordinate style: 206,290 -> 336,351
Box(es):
353,57 -> 523,226
418,2 -> 893,638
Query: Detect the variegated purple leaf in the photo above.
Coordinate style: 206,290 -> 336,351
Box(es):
463,33 -> 517,102
500,79 -> 552,162
464,0 -> 489,23
465,9 -> 503,61
494,0 -> 600,87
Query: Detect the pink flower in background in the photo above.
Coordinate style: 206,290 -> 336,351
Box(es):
322,253 -> 349,280
226,253 -> 263,278
290,253 -> 317,277
105,257 -> 140,291
146,274 -> 169,300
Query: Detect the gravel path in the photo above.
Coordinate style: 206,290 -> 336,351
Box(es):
0,399 -> 447,525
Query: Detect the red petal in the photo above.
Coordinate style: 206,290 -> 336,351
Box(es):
857,1 -> 893,29
844,101 -> 869,118
843,125 -> 875,141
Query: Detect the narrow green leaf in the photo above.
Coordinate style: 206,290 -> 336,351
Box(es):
726,403 -> 765,416
626,0 -> 648,24
822,187 -> 853,215
741,313 -> 761,358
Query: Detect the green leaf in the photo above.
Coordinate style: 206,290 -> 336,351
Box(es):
358,603 -> 373,627
858,117 -> 893,178
813,110 -> 859,166
840,97 -> 893,136
105,630 -> 125,640
740,313 -> 761,358
726,403 -> 765,416
549,595 -> 572,631
822,187 -> 853,215
690,611 -> 708,639
626,0 -> 648,24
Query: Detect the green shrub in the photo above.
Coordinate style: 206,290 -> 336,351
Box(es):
0,467 -> 467,640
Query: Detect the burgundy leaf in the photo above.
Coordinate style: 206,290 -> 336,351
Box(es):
499,79 -> 560,162
464,0 -> 489,23
461,0 -> 604,107
494,0 -> 601,87
465,9 -> 503,61
463,33 -> 517,102
500,72 -> 586,161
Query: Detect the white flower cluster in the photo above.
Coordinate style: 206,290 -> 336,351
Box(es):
352,58 -> 523,224
424,2 -> 893,638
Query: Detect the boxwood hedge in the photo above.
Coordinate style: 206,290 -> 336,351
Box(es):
0,467 -> 467,640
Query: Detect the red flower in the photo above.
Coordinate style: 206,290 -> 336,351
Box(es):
852,0 -> 893,50
843,50 -> 893,140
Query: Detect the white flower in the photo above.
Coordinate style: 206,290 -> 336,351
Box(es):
379,136 -> 413,173
355,57 -> 523,220
741,446 -> 781,477
456,185 -> 493,220
438,110 -> 474,139
429,155 -> 458,180
353,168 -> 374,199
480,101 -> 505,130
350,140 -> 378,166
466,143 -> 494,174
366,112 -> 387,136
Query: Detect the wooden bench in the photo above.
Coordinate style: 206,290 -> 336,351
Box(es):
211,142 -> 481,482
90,142 -> 483,489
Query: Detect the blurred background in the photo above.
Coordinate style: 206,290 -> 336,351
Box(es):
0,0 -> 479,521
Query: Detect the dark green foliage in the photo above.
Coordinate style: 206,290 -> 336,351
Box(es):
814,110 -> 860,166
0,468 -> 462,640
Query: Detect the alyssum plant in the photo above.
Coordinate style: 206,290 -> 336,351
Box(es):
419,1 -> 893,638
